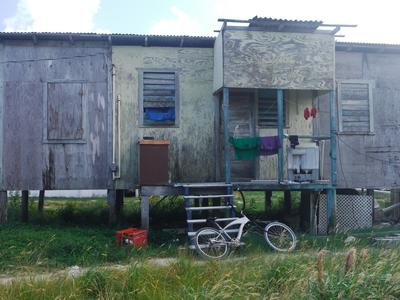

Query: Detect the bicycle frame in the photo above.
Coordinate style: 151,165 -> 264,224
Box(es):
211,214 -> 250,244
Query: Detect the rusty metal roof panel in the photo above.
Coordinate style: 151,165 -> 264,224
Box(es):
0,32 -> 216,48
248,16 -> 323,33
336,42 -> 400,53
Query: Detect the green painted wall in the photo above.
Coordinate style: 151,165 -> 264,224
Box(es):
113,46 -> 215,189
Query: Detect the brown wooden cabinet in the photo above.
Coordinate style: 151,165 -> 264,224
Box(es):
138,140 -> 170,185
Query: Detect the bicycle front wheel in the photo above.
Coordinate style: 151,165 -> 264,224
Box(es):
194,227 -> 229,259
264,222 -> 297,252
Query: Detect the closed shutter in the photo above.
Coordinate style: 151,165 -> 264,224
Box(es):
258,89 -> 286,128
142,72 -> 176,126
338,81 -> 373,133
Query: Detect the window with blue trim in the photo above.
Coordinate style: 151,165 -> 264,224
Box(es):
142,71 -> 177,126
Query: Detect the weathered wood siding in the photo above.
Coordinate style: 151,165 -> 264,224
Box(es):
257,90 -> 314,179
318,50 -> 400,188
222,29 -> 335,90
112,46 -> 214,189
0,40 -> 111,190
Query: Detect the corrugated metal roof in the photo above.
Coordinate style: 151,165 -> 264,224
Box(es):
336,42 -> 400,53
248,16 -> 323,33
0,32 -> 216,48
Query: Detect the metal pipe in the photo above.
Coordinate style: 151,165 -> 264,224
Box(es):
327,90 -> 338,232
320,24 -> 357,27
217,18 -> 250,23
223,87 -> 231,183
117,95 -> 121,179
112,65 -> 121,180
277,89 -> 284,183
330,90 -> 337,185
112,65 -> 117,178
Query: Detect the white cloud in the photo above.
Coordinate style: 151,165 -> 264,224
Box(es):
4,0 -> 104,32
148,6 -> 207,36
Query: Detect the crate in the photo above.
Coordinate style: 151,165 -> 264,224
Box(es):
115,228 -> 148,248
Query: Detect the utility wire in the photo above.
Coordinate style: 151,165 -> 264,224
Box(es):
337,134 -> 398,165
0,52 -> 105,64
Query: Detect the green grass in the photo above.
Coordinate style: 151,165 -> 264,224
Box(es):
1,246 -> 400,299
1,192 -> 400,298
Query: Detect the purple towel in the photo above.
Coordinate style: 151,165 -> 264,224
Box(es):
260,136 -> 281,156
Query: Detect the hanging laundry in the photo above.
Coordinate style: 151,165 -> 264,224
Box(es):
310,106 -> 318,118
304,107 -> 310,120
229,137 -> 260,160
288,135 -> 299,149
260,136 -> 281,156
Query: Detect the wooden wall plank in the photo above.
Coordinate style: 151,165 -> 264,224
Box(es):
2,42 -> 111,190
223,29 -> 335,90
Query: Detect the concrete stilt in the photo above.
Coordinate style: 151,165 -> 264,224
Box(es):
141,195 -> 150,230
107,189 -> 117,225
0,191 -> 8,224
38,190 -> 45,212
265,191 -> 272,212
21,190 -> 29,222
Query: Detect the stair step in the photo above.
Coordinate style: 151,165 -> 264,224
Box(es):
184,194 -> 233,199
187,217 -> 238,224
187,228 -> 240,237
186,206 -> 233,211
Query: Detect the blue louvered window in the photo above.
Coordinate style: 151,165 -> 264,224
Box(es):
140,71 -> 177,126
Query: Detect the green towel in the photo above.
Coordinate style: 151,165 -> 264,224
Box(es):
229,137 -> 260,160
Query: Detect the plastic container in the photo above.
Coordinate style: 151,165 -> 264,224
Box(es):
115,228 -> 148,248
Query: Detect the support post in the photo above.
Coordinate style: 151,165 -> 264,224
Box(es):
21,190 -> 29,223
223,87 -> 231,183
390,189 -> 400,221
38,190 -> 45,212
277,89 -> 284,183
299,190 -> 311,231
328,90 -> 337,232
140,195 -> 150,230
107,189 -> 117,225
116,189 -> 124,219
284,191 -> 292,213
264,191 -> 272,212
0,191 -> 7,224
184,186 -> 192,232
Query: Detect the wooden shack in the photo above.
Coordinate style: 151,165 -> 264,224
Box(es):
0,17 -> 399,233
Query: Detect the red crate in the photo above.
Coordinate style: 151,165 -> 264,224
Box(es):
115,228 -> 148,248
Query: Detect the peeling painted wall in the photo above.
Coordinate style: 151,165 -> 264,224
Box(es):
112,46 -> 215,189
0,40 -> 112,190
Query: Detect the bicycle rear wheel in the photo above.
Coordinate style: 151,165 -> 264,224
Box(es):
194,227 -> 229,259
264,222 -> 297,252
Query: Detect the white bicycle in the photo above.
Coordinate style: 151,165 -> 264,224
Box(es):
194,191 -> 297,259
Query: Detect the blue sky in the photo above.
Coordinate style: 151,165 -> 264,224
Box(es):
1,0 -> 400,43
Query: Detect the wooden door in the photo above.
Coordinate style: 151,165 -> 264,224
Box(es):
228,91 -> 256,181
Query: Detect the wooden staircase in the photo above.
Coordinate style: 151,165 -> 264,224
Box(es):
179,183 -> 238,243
